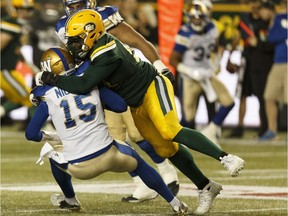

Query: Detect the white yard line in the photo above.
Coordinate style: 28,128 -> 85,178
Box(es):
1,183 -> 287,201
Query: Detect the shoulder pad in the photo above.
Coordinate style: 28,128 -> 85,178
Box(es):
31,86 -> 53,97
90,39 -> 117,61
96,6 -> 119,19
55,16 -> 68,33
0,17 -> 21,34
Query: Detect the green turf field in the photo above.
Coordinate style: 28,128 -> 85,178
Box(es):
1,126 -> 287,216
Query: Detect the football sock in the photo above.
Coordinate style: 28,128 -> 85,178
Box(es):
49,159 -> 75,198
2,101 -> 21,113
173,128 -> 227,160
137,140 -> 164,164
170,197 -> 182,208
213,103 -> 234,126
169,144 -> 209,189
132,155 -> 174,202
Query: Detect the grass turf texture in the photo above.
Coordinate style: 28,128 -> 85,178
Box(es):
1,127 -> 287,215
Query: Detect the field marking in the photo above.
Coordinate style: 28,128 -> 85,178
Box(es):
1,183 -> 287,201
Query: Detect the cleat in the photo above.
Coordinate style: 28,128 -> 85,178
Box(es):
121,193 -> 158,203
193,180 -> 222,215
220,154 -> 245,177
167,181 -> 180,196
50,194 -> 81,212
228,126 -> 244,138
173,202 -> 188,215
259,130 -> 276,141
121,176 -> 158,203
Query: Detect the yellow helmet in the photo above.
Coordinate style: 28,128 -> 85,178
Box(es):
65,9 -> 105,60
12,0 -> 34,9
40,47 -> 76,76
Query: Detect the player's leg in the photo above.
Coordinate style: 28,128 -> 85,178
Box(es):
182,78 -> 202,126
49,159 -> 81,211
201,77 -> 235,145
112,141 -> 188,214
130,113 -> 223,214
122,107 -> 179,195
0,69 -> 32,117
141,75 -> 245,177
43,143 -> 80,211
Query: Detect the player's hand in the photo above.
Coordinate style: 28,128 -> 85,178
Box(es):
29,93 -> 41,106
226,60 -> 240,73
41,130 -> 60,141
35,71 -> 59,86
161,68 -> 176,86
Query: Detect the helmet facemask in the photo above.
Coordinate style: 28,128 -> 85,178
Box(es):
188,2 -> 209,33
63,0 -> 97,16
66,35 -> 90,61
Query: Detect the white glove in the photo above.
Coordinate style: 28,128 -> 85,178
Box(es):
29,93 -> 41,106
35,71 -> 44,86
41,130 -> 60,141
177,63 -> 212,81
36,142 -> 54,165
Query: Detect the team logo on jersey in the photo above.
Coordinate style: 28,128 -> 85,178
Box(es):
84,23 -> 95,32
40,59 -> 52,72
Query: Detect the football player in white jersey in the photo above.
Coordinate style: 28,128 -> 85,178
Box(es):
170,1 -> 235,146
54,0 -> 179,203
25,46 -> 188,215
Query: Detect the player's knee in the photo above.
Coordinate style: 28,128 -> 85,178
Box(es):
155,143 -> 178,158
158,124 -> 179,141
127,130 -> 143,143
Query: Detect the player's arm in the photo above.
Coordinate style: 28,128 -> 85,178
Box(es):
109,21 -> 159,63
36,60 -> 122,95
25,102 -> 50,142
99,85 -> 127,113
0,32 -> 13,51
109,21 -> 175,84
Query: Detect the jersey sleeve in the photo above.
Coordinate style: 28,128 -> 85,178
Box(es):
99,85 -> 127,113
173,25 -> 190,54
55,16 -> 68,44
97,6 -> 124,31
0,16 -> 22,36
25,102 -> 49,142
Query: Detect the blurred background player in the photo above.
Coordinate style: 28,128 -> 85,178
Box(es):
170,1 -> 235,146
227,0 -> 275,138
26,46 -> 188,215
0,0 -> 36,129
259,0 -> 288,141
54,0 -> 179,203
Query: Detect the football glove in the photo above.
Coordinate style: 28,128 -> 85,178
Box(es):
29,93 -> 41,106
35,71 -> 60,86
226,60 -> 240,74
161,68 -> 176,86
41,130 -> 61,142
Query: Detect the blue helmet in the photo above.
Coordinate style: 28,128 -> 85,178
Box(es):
63,0 -> 97,16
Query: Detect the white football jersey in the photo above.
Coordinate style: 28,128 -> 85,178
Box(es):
43,87 -> 113,161
174,22 -> 218,71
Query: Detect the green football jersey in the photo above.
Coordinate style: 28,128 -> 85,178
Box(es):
57,34 -> 158,107
0,15 -> 22,70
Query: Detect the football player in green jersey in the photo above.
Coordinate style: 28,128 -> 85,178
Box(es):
36,10 -> 245,215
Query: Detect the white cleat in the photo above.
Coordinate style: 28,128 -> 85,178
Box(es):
173,202 -> 188,215
193,180 -> 222,215
50,194 -> 81,212
220,154 -> 245,177
121,176 -> 158,202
